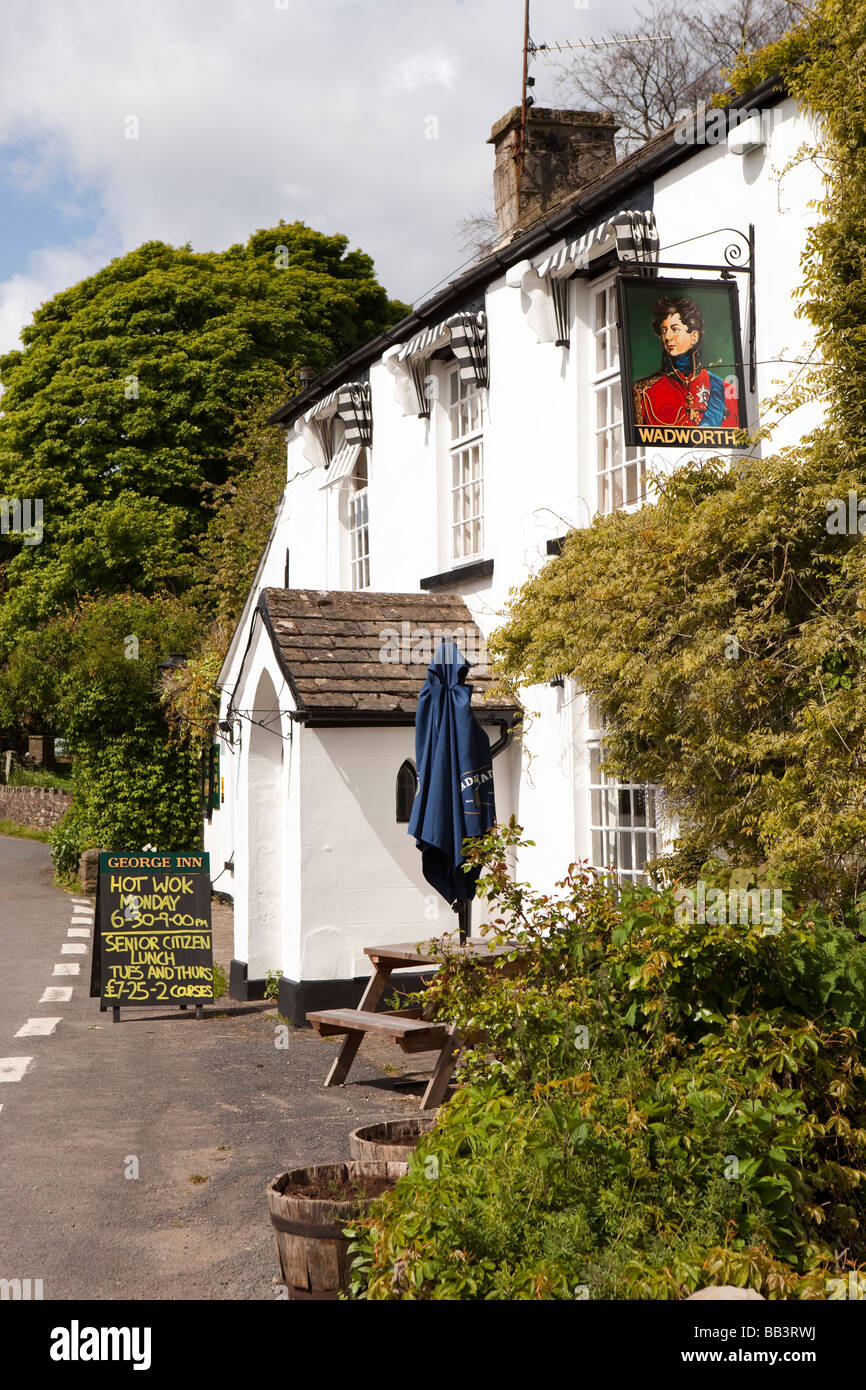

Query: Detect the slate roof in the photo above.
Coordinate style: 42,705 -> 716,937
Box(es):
257,588 -> 520,725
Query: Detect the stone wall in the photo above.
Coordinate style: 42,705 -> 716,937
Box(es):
0,785 -> 72,830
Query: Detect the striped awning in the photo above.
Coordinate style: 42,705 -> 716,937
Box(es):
318,442 -> 363,489
395,310 -> 488,414
303,385 -> 341,421
303,380 -> 372,458
535,209 -> 660,280
396,321 -> 451,364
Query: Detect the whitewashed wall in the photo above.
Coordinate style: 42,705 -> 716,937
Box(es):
298,727 -> 516,982
210,95 -> 822,979
206,632 -> 518,979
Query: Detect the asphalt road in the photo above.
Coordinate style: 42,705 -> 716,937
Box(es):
0,835 -> 429,1301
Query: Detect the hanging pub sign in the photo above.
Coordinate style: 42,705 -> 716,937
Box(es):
89,851 -> 214,1021
616,275 -> 748,449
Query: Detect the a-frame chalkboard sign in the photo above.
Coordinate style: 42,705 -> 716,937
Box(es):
89,851 -> 214,1022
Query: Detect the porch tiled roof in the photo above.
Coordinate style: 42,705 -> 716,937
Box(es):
258,588 -> 518,723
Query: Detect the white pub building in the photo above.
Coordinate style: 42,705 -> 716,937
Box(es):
206,79 -> 822,1020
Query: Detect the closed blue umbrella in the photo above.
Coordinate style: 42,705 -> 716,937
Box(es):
408,640 -> 496,936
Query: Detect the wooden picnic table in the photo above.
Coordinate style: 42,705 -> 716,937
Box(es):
306,935 -> 517,1111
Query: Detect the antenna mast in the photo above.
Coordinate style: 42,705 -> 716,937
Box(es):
518,0 -> 530,170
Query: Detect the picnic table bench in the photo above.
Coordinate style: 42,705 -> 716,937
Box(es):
307,935 -> 517,1110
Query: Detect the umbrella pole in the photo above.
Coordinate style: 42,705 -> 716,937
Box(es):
456,900 -> 470,945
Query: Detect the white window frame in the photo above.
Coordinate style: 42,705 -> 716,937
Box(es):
447,366 -> 484,565
591,276 -> 647,516
586,703 -> 658,884
346,449 -> 370,591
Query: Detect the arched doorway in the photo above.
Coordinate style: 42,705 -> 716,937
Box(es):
246,668 -> 283,978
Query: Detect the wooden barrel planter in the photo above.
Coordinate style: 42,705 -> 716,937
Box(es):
267,1160 -> 408,1300
349,1114 -> 436,1163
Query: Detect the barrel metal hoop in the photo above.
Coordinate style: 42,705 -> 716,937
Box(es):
270,1213 -> 351,1241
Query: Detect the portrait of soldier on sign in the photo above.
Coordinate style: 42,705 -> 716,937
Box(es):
632,295 -> 739,430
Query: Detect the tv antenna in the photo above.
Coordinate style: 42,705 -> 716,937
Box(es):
516,1 -> 672,166
532,34 -> 672,56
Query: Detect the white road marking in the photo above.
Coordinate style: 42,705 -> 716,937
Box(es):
16,1018 -> 61,1037
71,916 -> 93,924
53,963 -> 79,976
39,987 -> 72,1003
68,928 -> 90,938
71,898 -> 91,906
61,943 -> 87,955
0,1058 -> 33,1082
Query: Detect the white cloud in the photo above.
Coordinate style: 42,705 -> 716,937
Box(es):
386,53 -> 457,94
0,0 -> 642,348
0,245 -> 110,355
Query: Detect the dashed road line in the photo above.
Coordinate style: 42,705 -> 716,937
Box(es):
39,987 -> 72,1003
15,1018 -> 62,1038
0,1058 -> 33,1082
0,898 -> 97,1121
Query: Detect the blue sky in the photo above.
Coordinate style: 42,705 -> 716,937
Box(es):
0,0 -> 643,353
0,144 -> 106,283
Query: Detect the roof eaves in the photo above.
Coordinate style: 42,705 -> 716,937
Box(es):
256,589 -> 308,713
271,71 -> 787,429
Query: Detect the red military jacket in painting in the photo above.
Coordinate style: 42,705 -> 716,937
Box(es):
632,364 -> 739,429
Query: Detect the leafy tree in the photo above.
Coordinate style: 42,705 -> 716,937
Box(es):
0,223 -> 407,658
0,592 -> 206,869
185,384 -> 289,632
0,221 -> 407,858
154,383 -> 292,761
491,0 -> 866,906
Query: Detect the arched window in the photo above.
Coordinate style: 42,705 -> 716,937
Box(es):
396,759 -> 417,822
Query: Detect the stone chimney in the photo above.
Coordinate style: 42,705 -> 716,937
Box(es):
488,106 -> 618,246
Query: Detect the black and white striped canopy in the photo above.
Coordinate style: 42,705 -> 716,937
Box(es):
396,310 -> 488,396
303,380 -> 372,450
535,209 -> 660,280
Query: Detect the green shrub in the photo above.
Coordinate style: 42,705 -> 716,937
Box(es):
67,734 -> 200,854
264,969 -> 283,1001
349,825 -> 866,1300
49,806 -> 88,879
